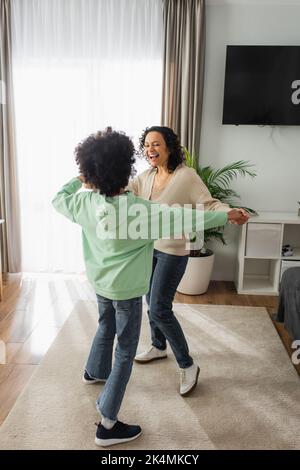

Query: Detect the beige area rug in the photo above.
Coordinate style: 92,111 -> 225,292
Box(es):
0,302 -> 300,450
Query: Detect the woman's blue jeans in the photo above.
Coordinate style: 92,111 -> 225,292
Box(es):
146,249 -> 193,369
85,294 -> 142,421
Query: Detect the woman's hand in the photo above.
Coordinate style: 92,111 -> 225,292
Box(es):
228,208 -> 249,225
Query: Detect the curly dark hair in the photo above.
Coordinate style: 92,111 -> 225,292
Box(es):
75,127 -> 136,196
139,126 -> 184,172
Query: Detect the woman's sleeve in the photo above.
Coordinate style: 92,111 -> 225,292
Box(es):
189,170 -> 231,212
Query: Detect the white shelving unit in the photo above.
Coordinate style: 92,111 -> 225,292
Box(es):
235,212 -> 300,295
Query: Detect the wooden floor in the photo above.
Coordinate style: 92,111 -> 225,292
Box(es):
0,273 -> 298,426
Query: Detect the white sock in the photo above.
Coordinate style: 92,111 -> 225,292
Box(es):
101,416 -> 117,430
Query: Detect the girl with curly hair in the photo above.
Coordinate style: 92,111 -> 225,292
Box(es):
52,127 -> 246,447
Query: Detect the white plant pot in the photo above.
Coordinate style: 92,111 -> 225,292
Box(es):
177,252 -> 215,295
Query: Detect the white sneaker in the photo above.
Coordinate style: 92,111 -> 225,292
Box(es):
134,346 -> 167,363
179,364 -> 200,396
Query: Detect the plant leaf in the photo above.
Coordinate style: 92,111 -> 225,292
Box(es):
183,151 -> 258,249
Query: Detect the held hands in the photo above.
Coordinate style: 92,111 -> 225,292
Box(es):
227,208 -> 250,225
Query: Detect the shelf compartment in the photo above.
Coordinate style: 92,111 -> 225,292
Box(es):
282,223 -> 300,258
245,223 -> 282,258
242,258 -> 280,294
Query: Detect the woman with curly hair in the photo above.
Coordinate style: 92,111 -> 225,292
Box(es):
130,126 -> 248,396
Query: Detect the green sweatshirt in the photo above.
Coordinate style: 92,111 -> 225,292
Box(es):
52,178 -> 228,300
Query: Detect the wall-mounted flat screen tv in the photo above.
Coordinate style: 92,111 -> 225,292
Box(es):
222,45 -> 300,125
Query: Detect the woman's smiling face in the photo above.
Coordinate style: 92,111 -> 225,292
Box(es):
143,131 -> 170,168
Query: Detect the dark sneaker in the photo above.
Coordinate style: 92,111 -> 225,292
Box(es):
82,370 -> 106,384
95,421 -> 142,447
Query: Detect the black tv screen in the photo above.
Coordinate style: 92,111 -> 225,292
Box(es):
222,46 -> 300,125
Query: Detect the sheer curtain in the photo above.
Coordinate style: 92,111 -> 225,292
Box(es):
11,0 -> 163,272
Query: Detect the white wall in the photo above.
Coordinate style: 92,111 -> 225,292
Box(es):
202,0 -> 300,280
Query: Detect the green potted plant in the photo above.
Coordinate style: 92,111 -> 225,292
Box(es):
177,149 -> 257,295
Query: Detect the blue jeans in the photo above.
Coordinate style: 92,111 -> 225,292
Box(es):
85,294 -> 142,421
146,249 -> 193,369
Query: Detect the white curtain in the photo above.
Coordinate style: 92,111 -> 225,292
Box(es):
11,0 -> 163,273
